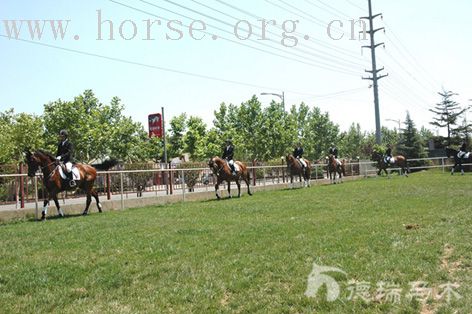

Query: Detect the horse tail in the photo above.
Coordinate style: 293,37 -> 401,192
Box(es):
92,158 -> 119,171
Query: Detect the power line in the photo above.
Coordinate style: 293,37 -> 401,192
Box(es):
118,0 -> 361,76
214,0 -> 368,63
306,0 -> 351,19
0,34 -> 364,99
188,0 -> 367,68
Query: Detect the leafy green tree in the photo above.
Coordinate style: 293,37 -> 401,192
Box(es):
167,114 -> 187,159
43,90 -> 148,162
339,123 -> 365,159
184,116 -> 207,161
429,90 -> 466,145
202,128 -> 222,159
0,109 -> 44,164
397,112 -> 426,161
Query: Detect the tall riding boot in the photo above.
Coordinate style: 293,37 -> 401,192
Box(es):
68,172 -> 76,187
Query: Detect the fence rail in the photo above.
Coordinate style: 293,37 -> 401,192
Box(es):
0,157 -> 465,219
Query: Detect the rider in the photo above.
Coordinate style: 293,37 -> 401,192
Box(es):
293,142 -> 307,169
458,141 -> 469,159
222,139 -> 236,175
328,143 -> 341,166
56,129 -> 76,187
384,144 -> 393,164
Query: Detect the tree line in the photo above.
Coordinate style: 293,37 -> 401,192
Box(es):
0,89 -> 469,166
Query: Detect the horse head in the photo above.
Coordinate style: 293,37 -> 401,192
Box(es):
445,147 -> 457,159
208,157 -> 222,175
286,154 -> 295,165
371,151 -> 382,162
24,150 -> 39,177
26,150 -> 57,177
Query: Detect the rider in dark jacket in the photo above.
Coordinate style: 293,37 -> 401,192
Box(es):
222,139 -> 236,175
328,143 -> 341,166
384,144 -> 393,164
293,143 -> 306,169
56,129 -> 76,187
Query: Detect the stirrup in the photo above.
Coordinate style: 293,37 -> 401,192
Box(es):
69,180 -> 77,187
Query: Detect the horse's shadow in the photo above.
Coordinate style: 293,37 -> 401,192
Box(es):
29,212 -> 95,222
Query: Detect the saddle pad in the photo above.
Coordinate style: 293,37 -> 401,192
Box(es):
58,166 -> 81,180
228,161 -> 240,172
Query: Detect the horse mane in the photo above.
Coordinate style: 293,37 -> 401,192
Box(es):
36,149 -> 56,161
445,147 -> 458,158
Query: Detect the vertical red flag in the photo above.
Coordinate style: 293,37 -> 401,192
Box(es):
148,113 -> 163,138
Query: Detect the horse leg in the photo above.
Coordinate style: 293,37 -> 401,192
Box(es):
52,194 -> 64,217
83,193 -> 92,215
227,180 -> 232,199
41,198 -> 50,221
244,173 -> 253,196
91,188 -> 102,213
215,181 -> 221,200
460,161 -> 465,175
236,180 -> 241,198
451,163 -> 455,175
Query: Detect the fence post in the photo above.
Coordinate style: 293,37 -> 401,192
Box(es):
181,169 -> 186,201
19,163 -> 25,208
106,173 -> 111,200
263,168 -> 266,187
169,168 -> 174,195
120,172 -> 124,210
252,160 -> 256,186
34,176 -> 39,221
315,165 -> 318,181
282,159 -> 285,183
441,157 -> 445,173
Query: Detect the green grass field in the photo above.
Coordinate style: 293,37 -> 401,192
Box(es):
0,171 -> 471,313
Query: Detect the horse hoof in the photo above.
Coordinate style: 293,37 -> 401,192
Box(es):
82,212 -> 88,216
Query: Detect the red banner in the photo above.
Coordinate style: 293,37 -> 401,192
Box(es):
148,113 -> 163,138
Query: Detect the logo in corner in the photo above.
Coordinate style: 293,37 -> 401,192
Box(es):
305,262 -> 347,301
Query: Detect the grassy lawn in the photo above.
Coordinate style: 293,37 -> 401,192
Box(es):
0,171 -> 471,313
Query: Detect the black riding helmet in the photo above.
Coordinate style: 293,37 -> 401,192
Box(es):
59,129 -> 68,138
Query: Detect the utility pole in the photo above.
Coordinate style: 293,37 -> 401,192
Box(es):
361,0 -> 388,145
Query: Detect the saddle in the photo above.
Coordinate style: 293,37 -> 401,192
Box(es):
225,160 -> 240,173
56,163 -> 81,187
384,156 -> 395,165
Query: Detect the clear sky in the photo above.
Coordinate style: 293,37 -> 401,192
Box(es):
1,0 -> 471,135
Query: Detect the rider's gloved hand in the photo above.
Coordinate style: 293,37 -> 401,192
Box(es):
56,156 -> 61,161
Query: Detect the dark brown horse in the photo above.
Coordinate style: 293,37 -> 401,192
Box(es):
208,157 -> 252,199
327,154 -> 345,184
286,155 -> 311,188
25,150 -> 117,220
371,151 -> 409,177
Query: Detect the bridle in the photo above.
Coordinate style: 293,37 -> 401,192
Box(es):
30,154 -> 58,177
210,159 -> 224,176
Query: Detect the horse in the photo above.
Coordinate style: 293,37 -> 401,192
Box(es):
25,150 -> 118,220
327,154 -> 345,184
371,151 -> 409,178
285,154 -> 311,188
446,147 -> 472,175
208,157 -> 252,199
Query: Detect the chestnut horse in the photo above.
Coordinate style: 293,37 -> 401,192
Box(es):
208,157 -> 252,199
446,147 -> 472,175
25,150 -> 118,220
328,154 -> 345,184
286,155 -> 311,187
371,151 -> 409,177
